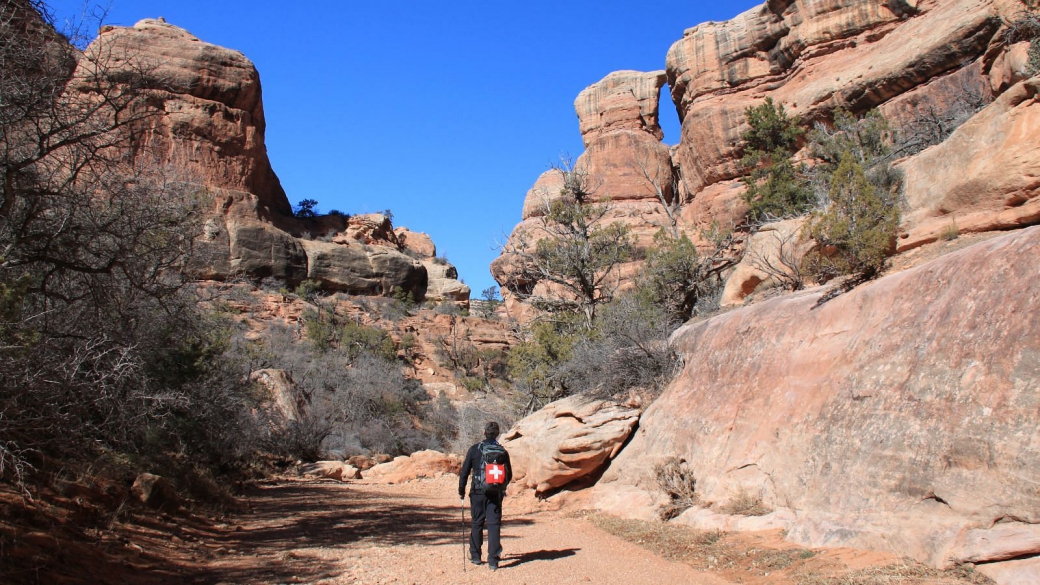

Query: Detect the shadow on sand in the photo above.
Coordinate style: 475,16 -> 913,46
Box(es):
499,547 -> 579,569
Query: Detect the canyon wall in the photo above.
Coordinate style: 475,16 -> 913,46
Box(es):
494,0 -> 1040,313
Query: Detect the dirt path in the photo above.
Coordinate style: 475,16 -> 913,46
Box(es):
5,473 -> 994,584
192,475 -> 731,585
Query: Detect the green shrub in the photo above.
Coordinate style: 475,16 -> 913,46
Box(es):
637,230 -> 735,324
303,308 -> 339,352
341,321 -> 397,363
806,153 -> 901,282
740,98 -> 814,222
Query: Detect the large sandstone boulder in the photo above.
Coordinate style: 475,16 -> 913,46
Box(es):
422,259 -> 470,303
362,450 -> 462,484
299,239 -> 426,298
300,461 -> 362,482
394,227 -> 437,257
720,217 -> 811,306
249,368 -> 300,423
596,226 -> 1040,572
501,395 -> 640,495
131,473 -> 180,511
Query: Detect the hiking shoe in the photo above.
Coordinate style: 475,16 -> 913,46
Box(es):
470,557 -> 483,566
489,564 -> 498,571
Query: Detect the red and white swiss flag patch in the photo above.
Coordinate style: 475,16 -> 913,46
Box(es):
485,463 -> 506,485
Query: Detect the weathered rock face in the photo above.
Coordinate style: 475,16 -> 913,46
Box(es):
596,226 -> 1040,570
575,70 -> 667,145
422,259 -> 471,304
665,0 -> 1001,197
897,75 -> 1040,250
249,368 -> 300,423
299,239 -> 426,296
86,19 -> 290,216
495,70 -> 679,318
720,217 -> 810,307
394,227 -> 437,258
501,395 -> 640,495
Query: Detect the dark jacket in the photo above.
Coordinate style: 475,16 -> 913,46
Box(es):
459,439 -> 512,497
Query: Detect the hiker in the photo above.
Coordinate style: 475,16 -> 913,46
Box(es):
459,421 -> 512,571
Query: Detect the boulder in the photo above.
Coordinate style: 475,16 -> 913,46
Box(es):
501,394 -> 640,495
720,217 -> 811,306
249,368 -> 299,423
300,461 -> 361,482
394,227 -> 436,258
596,226 -> 1040,569
131,473 -> 179,511
422,258 -> 470,303
346,455 -> 377,471
338,214 -> 399,247
363,450 -> 462,484
299,239 -> 427,298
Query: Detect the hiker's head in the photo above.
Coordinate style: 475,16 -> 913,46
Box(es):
484,421 -> 500,440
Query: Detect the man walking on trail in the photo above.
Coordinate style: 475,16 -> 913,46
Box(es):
459,421 -> 512,571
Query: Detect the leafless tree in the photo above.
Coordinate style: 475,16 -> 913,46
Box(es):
634,144 -> 683,239
503,157 -> 632,329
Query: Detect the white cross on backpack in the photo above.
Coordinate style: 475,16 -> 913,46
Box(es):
485,463 -> 506,485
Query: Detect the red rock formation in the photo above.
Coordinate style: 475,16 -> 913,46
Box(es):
74,19 -> 461,300
494,0 -> 1040,318
595,226 -> 1040,572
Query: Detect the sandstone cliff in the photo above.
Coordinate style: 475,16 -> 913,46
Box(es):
77,19 -> 466,301
591,225 -> 1040,579
493,0 -> 1040,314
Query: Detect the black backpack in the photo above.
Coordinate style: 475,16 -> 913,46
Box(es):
472,441 -> 509,493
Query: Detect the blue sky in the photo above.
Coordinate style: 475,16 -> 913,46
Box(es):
49,0 -> 762,296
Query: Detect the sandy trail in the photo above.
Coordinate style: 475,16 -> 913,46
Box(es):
191,475 -> 731,585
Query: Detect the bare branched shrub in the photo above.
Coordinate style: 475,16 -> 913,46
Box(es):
744,223 -> 811,293
452,400 -> 514,455
655,457 -> 699,520
563,293 -> 678,399
891,78 -> 990,158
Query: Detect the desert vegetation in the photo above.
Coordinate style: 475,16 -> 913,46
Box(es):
0,0 -> 270,498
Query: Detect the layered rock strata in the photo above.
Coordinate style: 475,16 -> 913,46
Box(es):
78,19 -> 463,300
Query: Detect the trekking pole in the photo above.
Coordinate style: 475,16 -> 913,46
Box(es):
462,496 -> 467,573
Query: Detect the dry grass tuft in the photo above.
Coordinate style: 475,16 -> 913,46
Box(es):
794,560 -> 995,585
587,513 -> 807,574
654,457 -> 699,520
718,486 -> 772,516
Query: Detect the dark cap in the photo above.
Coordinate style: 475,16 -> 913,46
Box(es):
484,421 -> 500,440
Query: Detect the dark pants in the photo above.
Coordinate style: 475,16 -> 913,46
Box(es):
469,491 -> 503,563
